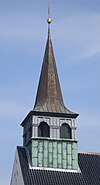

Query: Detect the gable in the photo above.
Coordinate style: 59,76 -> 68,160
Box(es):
10,148 -> 25,185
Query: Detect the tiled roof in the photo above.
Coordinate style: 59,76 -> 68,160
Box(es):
17,146 -> 100,185
78,152 -> 100,185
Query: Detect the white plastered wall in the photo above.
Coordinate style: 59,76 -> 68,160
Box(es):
32,115 -> 76,139
10,148 -> 24,185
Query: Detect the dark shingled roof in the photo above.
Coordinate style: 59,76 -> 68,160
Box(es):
33,31 -> 77,115
17,146 -> 100,185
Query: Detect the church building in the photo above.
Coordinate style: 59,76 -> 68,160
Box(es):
10,11 -> 100,185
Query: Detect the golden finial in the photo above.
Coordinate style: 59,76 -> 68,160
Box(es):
47,3 -> 52,24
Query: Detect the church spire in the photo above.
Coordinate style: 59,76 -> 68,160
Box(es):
33,7 -> 76,114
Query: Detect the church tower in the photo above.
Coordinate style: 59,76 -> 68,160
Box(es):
10,6 -> 100,185
21,9 -> 79,171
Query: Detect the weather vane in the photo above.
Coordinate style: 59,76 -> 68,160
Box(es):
47,2 -> 52,24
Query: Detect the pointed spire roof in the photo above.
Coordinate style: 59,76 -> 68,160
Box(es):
33,12 -> 76,115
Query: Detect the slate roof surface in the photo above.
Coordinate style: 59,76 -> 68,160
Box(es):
17,146 -> 100,185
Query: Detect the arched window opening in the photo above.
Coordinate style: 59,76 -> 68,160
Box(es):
60,123 -> 71,139
38,122 -> 50,137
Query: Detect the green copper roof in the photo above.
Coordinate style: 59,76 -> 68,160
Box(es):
28,138 -> 78,170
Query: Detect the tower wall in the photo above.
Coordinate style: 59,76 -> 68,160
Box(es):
23,114 -> 78,170
27,138 -> 78,170
31,115 -> 76,139
23,115 -> 77,145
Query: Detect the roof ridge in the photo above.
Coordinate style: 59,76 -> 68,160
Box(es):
79,151 -> 100,155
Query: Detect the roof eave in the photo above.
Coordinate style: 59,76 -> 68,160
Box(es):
21,110 -> 79,127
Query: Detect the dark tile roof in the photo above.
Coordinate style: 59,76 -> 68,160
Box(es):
17,146 -> 100,185
78,152 -> 100,185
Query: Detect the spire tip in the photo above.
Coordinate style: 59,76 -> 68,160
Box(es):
47,3 -> 52,24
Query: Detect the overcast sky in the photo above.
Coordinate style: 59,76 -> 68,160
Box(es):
0,0 -> 100,185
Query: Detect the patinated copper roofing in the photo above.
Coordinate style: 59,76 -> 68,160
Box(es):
33,28 -> 76,115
